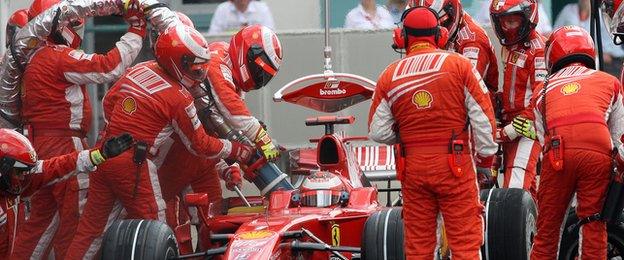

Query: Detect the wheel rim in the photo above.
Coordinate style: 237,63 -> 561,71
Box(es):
563,233 -> 624,259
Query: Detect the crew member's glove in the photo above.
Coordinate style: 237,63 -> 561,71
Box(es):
512,116 -> 537,140
89,133 -> 134,165
123,0 -> 147,37
227,140 -> 254,165
254,127 -> 280,161
475,154 -> 496,188
218,163 -> 242,191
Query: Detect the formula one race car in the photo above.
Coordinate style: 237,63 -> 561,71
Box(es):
98,72 -> 541,260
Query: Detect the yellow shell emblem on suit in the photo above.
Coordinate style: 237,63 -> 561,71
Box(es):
412,90 -> 433,109
561,82 -> 580,96
122,97 -> 137,115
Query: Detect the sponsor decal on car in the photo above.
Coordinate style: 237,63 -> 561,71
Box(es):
237,230 -> 275,240
331,223 -> 340,246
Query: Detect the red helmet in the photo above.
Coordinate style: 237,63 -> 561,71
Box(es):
154,25 -> 211,88
228,25 -> 282,92
408,0 -> 463,44
5,9 -> 29,48
299,172 -> 348,207
29,0 -> 84,49
150,12 -> 195,51
396,6 -> 448,52
28,0 -> 60,19
490,0 -> 538,46
0,129 -> 37,195
545,26 -> 596,73
603,0 -> 624,44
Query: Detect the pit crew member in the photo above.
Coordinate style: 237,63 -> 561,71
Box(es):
526,26 -> 624,260
10,0 -> 147,258
0,129 -> 132,259
490,0 -> 545,195
65,24 -> 255,259
368,7 -> 497,259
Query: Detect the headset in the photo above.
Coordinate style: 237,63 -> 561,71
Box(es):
392,6 -> 449,51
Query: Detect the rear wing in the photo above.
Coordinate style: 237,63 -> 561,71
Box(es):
352,144 -> 397,181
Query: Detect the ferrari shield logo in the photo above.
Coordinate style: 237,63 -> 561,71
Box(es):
412,90 -> 433,109
122,97 -> 137,115
331,224 -> 340,246
561,82 -> 580,96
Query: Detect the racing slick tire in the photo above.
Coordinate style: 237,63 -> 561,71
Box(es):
480,188 -> 537,260
101,219 -> 179,260
558,209 -> 624,259
361,207 -> 404,260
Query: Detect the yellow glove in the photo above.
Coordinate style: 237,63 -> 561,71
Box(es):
254,127 -> 280,161
512,116 -> 537,140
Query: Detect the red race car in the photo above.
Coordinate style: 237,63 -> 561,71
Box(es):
100,73 -> 537,260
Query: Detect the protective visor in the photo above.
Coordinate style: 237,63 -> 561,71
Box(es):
182,55 -> 209,82
247,44 -> 278,89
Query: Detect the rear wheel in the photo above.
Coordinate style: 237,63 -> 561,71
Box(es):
480,188 -> 537,260
101,219 -> 179,260
361,208 -> 404,260
559,210 -> 624,260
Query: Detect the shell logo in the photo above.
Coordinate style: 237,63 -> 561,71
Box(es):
412,90 -> 433,109
237,230 -> 275,240
122,97 -> 137,115
561,82 -> 580,96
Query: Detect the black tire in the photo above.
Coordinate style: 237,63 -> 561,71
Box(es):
361,208 -> 404,260
559,209 -> 624,259
480,188 -> 537,260
101,219 -> 179,260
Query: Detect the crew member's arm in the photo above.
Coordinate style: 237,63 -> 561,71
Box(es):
60,20 -> 146,85
464,65 -> 498,159
459,42 -> 497,93
210,66 -> 279,160
172,98 -> 254,164
368,66 -> 397,144
22,133 -> 134,196
607,80 -> 624,163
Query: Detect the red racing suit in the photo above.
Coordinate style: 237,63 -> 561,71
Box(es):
156,135 -> 223,254
157,41 -> 267,251
66,61 -> 234,259
448,13 -> 498,94
529,66 -> 624,259
368,43 -> 498,259
0,150 -> 96,259
498,31 -> 546,194
11,30 -> 143,260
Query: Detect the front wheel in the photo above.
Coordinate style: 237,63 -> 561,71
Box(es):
361,208 -> 404,260
101,219 -> 179,260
